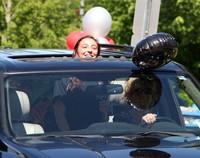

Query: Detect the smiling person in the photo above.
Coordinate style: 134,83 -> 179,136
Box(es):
31,35 -> 100,129
73,35 -> 100,58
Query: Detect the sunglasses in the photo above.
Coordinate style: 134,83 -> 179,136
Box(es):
132,88 -> 152,95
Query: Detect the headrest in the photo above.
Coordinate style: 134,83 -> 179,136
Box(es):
9,90 -> 30,121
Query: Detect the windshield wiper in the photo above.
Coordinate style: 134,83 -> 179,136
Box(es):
135,131 -> 195,137
40,133 -> 105,139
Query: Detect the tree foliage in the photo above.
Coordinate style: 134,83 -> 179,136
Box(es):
159,0 -> 200,78
1,0 -> 81,48
1,0 -> 200,78
85,0 -> 135,45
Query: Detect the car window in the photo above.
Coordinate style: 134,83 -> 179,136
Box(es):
169,76 -> 200,128
5,71 -> 200,136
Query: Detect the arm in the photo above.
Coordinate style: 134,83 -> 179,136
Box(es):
53,99 -> 70,131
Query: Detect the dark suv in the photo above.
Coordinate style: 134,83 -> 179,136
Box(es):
1,33 -> 200,158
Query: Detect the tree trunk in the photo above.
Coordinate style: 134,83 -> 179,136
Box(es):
1,0 -> 12,44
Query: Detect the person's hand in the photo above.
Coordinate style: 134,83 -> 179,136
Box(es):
142,113 -> 157,124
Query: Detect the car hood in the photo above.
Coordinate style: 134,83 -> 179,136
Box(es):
9,134 -> 200,158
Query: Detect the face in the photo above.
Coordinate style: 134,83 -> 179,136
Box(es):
130,80 -> 153,110
74,38 -> 99,58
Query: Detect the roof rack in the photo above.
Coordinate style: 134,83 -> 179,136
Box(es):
100,44 -> 134,58
100,44 -> 134,51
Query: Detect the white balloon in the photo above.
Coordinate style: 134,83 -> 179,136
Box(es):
82,7 -> 112,38
96,37 -> 110,44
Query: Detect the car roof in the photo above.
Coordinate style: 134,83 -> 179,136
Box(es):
0,46 -> 185,74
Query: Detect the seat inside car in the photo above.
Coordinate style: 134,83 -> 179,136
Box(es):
9,90 -> 44,135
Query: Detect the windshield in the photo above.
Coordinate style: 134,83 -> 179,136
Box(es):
5,71 -> 200,136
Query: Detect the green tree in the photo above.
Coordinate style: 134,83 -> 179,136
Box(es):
1,0 -> 81,48
1,0 -> 200,78
85,0 -> 135,45
159,0 -> 200,78
90,0 -> 200,78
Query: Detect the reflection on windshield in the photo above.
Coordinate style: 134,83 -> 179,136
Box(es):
5,72 -> 200,136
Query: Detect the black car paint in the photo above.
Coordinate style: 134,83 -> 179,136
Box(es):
2,135 -> 200,158
1,49 -> 200,158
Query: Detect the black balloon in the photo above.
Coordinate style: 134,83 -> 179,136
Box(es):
132,32 -> 178,69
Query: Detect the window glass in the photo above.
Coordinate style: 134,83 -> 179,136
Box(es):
5,71 -> 200,136
169,76 -> 200,128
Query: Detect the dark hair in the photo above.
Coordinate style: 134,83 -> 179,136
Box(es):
74,35 -> 100,56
